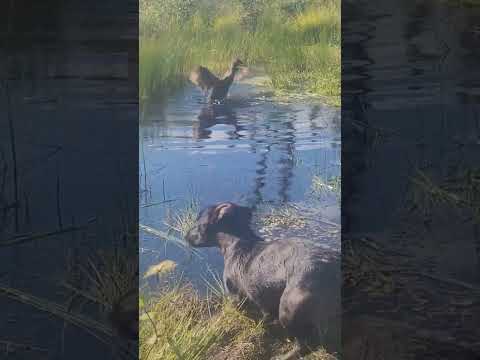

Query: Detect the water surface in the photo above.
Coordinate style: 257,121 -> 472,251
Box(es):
342,0 -> 480,355
139,75 -> 340,289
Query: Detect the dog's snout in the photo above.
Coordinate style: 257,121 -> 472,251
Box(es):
185,224 -> 205,246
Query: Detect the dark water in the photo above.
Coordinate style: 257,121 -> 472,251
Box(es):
139,76 -> 340,289
1,1 -> 138,359
343,0 -> 480,273
342,0 -> 480,356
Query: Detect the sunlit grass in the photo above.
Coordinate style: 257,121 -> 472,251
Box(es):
164,197 -> 200,239
139,281 -> 336,360
139,284 -> 266,360
140,0 -> 340,106
311,175 -> 341,197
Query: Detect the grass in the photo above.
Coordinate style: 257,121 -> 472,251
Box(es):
311,175 -> 341,197
140,0 -> 340,106
139,194 -> 203,265
140,284 -> 264,360
140,282 -> 336,360
0,244 -> 138,359
164,197 -> 200,239
0,250 -> 138,356
410,169 -> 480,222
67,249 -> 138,310
0,284 -> 114,343
260,203 -> 307,230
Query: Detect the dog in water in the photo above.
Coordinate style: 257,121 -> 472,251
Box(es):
185,202 -> 340,360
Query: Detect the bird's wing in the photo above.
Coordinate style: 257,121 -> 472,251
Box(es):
189,66 -> 219,90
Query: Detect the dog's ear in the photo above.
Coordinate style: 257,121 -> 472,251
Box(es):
213,202 -> 235,221
211,203 -> 253,225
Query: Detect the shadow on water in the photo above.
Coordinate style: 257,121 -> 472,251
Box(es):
140,77 -> 340,290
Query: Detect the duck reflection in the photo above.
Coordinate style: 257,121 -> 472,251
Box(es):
192,103 -> 245,140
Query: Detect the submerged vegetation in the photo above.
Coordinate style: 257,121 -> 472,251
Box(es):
140,0 -> 340,106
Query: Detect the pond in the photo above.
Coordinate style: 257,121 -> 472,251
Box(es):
139,73 -> 341,291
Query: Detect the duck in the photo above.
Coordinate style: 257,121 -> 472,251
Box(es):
189,58 -> 246,104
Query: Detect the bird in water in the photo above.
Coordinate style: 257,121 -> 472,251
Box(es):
189,58 -> 246,104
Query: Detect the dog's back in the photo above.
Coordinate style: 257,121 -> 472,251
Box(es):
238,239 -> 338,290
185,202 -> 340,356
226,238 -> 340,340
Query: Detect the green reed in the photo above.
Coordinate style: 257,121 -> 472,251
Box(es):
140,0 -> 340,106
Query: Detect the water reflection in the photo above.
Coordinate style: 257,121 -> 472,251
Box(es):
353,1 -> 480,109
193,104 -> 245,140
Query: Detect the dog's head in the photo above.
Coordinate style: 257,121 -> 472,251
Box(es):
185,202 -> 253,247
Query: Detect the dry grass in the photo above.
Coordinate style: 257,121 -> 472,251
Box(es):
260,204 -> 308,230
140,284 -> 266,360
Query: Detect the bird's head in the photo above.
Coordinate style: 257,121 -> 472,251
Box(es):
231,58 -> 246,71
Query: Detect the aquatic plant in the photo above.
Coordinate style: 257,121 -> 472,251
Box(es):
164,196 -> 200,239
311,175 -> 341,197
260,203 -> 307,230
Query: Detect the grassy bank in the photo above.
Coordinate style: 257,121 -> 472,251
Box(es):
140,0 -> 340,106
140,283 -> 336,360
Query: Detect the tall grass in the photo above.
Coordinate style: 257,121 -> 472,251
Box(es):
140,0 -> 340,105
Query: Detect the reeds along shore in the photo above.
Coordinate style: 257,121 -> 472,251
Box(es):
140,0 -> 340,106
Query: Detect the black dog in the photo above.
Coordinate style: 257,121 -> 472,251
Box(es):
185,202 -> 340,360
